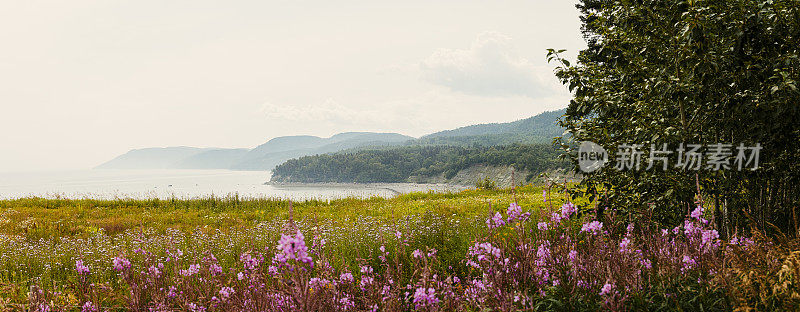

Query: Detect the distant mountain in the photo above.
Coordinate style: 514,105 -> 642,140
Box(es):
96,147 -> 217,169
97,132 -> 414,171
97,110 -> 565,171
417,109 -> 565,146
230,132 -> 414,170
173,148 -> 250,169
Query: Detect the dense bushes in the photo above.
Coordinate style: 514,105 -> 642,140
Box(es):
551,0 -> 800,233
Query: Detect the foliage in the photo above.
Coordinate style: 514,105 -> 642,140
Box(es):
4,188 -> 800,311
550,0 -> 800,232
271,144 -> 567,183
475,178 -> 498,190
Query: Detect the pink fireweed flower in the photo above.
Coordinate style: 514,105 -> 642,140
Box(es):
506,203 -> 530,223
619,237 -> 631,253
691,205 -> 708,224
209,263 -> 222,275
360,265 -> 373,274
682,255 -> 696,272
486,212 -> 506,229
148,265 -> 162,277
75,260 -> 90,275
701,229 -> 720,249
412,249 -> 423,259
550,212 -> 562,223
599,283 -> 614,296
537,222 -> 548,231
580,221 -> 603,235
340,272 -> 354,283
561,202 -> 577,219
180,264 -> 200,277
626,223 -> 634,234
543,190 -> 547,202
568,250 -> 577,262
112,256 -> 130,272
81,301 -> 97,312
413,287 -> 439,309
276,230 -> 313,265
218,287 -> 234,300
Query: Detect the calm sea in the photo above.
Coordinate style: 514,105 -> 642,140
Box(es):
0,169 -> 462,200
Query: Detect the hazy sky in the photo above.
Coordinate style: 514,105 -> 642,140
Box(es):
0,0 -> 585,172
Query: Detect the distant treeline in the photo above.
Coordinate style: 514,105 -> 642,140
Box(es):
271,144 -> 567,183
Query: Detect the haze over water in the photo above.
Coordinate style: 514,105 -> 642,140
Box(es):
0,170 -> 461,200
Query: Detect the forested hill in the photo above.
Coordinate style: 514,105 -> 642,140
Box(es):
416,109 -> 565,146
270,144 -> 567,184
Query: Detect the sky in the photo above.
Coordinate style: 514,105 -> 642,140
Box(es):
0,0 -> 586,172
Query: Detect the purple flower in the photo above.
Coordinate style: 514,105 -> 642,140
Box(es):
75,260 -> 90,275
276,230 -> 313,264
180,264 -> 200,277
568,250 -> 577,262
209,263 -> 223,275
599,283 -> 614,296
506,203 -> 529,222
340,272 -> 354,283
537,222 -> 549,231
81,301 -> 97,312
412,249 -> 423,259
486,212 -> 506,229
561,202 -> 577,219
580,221 -> 603,235
112,257 -> 130,272
543,190 -> 547,202
619,237 -> 631,253
413,287 -> 439,309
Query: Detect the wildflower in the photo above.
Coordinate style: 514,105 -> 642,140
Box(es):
543,190 -> 547,202
360,265 -> 373,274
626,223 -> 634,233
75,260 -> 90,275
218,287 -> 234,300
691,205 -> 708,223
561,202 -> 577,219
209,263 -> 222,275
81,301 -> 97,312
112,257 -> 131,272
486,212 -> 506,229
339,297 -> 355,311
237,272 -> 245,280
550,212 -> 562,223
427,248 -> 437,258
580,221 -> 603,235
506,203 -> 530,222
412,249 -> 423,259
568,250 -> 577,262
148,265 -> 162,277
395,230 -> 402,239
276,230 -> 313,264
340,272 -> 354,283
682,255 -> 696,271
619,237 -> 631,253
701,229 -> 720,249
641,259 -> 652,269
599,283 -> 614,296
413,287 -> 439,309
180,264 -> 200,277
537,222 -> 548,231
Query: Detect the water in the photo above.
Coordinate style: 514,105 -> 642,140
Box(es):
0,169 -> 462,200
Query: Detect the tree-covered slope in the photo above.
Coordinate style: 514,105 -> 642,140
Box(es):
271,144 -> 567,183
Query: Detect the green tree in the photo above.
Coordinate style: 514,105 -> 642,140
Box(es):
551,0 -> 800,235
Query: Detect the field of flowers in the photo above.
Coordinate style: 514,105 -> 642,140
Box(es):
1,185 -> 799,311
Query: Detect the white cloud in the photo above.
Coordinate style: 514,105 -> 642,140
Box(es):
421,32 -> 557,98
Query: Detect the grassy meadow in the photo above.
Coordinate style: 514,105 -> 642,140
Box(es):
1,185 -> 797,311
